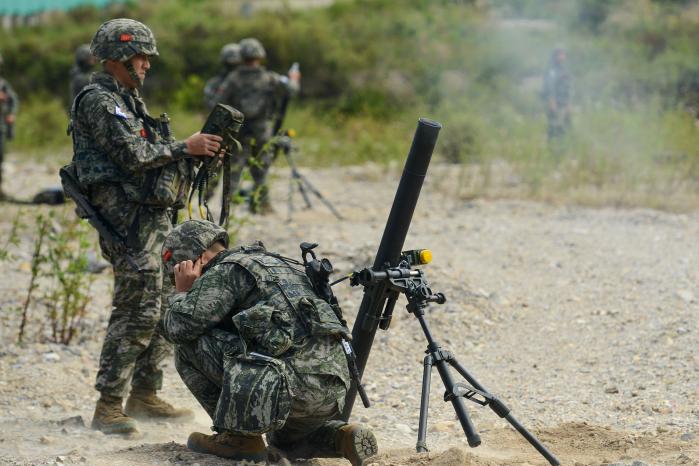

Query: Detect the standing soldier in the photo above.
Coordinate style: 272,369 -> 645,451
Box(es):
0,52 -> 18,201
542,47 -> 572,142
203,43 -> 241,110
67,18 -> 222,435
216,37 -> 300,214
70,44 -> 97,102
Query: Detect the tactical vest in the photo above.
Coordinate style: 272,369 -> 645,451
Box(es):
69,83 -> 191,208
224,67 -> 277,122
219,245 -> 350,356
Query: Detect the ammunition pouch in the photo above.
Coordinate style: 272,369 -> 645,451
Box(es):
139,159 -> 191,208
297,297 -> 351,340
231,303 -> 295,357
215,351 -> 292,434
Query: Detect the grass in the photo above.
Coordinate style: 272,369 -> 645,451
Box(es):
5,0 -> 699,211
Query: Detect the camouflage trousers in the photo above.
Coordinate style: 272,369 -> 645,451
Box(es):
94,205 -> 174,398
174,331 -> 348,456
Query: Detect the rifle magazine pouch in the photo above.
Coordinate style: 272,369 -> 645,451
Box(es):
231,304 -> 294,357
298,297 -> 351,339
215,352 -> 292,434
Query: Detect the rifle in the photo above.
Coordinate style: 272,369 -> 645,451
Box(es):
59,164 -> 140,272
338,118 -> 560,465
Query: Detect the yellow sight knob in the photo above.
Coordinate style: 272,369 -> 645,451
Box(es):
419,249 -> 432,264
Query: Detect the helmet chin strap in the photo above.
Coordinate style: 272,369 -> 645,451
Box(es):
124,60 -> 144,88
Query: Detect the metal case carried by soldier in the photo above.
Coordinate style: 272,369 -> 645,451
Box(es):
201,103 -> 244,141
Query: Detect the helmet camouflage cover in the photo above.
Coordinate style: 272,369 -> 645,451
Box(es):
220,42 -> 242,66
90,18 -> 159,62
162,220 -> 229,276
239,37 -> 266,60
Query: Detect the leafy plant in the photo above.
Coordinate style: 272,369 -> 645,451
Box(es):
17,211 -> 97,345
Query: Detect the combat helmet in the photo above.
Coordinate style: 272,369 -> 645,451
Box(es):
75,44 -> 95,67
239,38 -> 266,60
162,220 -> 229,276
220,43 -> 242,67
90,18 -> 158,62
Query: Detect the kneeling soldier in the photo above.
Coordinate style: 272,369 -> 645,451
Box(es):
161,220 -> 378,464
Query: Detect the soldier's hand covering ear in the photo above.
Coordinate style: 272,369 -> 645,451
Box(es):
174,258 -> 203,292
184,132 -> 223,157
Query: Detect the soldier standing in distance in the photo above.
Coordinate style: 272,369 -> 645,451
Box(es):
68,18 -> 222,435
70,44 -> 97,102
0,52 -> 18,201
203,43 -> 241,110
216,37 -> 300,214
542,47 -> 572,142
161,220 -> 378,464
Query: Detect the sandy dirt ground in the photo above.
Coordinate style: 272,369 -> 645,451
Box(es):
0,155 -> 697,466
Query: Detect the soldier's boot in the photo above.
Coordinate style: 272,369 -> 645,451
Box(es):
336,423 -> 378,466
124,388 -> 194,421
91,394 -> 139,435
187,431 -> 267,462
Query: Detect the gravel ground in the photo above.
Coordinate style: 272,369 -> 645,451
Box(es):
0,156 -> 697,465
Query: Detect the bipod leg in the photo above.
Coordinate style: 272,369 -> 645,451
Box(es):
297,171 -> 344,220
416,353 -> 433,452
284,150 -> 312,209
415,311 -> 481,449
284,149 -> 343,220
295,170 -> 313,208
287,167 -> 294,222
448,360 -> 560,465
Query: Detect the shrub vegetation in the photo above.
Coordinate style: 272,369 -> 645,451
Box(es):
2,0 -> 699,208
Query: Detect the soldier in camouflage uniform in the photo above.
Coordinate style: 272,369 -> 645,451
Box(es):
161,220 -> 378,465
215,37 -> 300,214
203,43 -> 241,110
0,52 -> 18,201
67,18 -> 223,435
542,47 -> 572,142
69,44 -> 97,103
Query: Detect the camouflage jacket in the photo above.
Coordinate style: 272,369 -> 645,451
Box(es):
0,76 -> 18,126
164,244 -> 350,384
216,65 -> 299,139
69,65 -> 93,102
69,72 -> 191,216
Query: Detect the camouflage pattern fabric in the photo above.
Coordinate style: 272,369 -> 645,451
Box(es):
203,43 -> 241,110
161,219 -> 228,276
70,67 -> 93,103
69,70 -> 190,398
163,244 -> 350,452
70,45 -> 95,102
90,18 -> 159,62
214,65 -> 299,201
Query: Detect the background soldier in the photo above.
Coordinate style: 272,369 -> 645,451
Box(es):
542,47 -> 572,142
0,52 -> 18,201
161,220 -> 378,465
69,18 -> 222,435
216,37 -> 300,214
70,44 -> 97,103
203,42 -> 241,110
